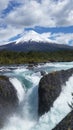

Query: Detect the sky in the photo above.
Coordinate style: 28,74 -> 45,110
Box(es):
0,0 -> 73,45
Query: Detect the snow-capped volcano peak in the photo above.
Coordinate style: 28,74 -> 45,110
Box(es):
16,30 -> 53,44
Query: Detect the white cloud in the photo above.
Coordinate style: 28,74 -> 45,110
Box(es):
40,32 -> 73,45
0,26 -> 23,44
51,33 -> 73,45
5,0 -> 73,28
0,0 -> 10,12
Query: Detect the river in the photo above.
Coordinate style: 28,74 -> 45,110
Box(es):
0,62 -> 73,130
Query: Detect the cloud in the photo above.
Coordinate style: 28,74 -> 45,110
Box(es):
5,0 -> 73,27
40,32 -> 73,45
5,1 -> 42,28
0,25 -> 23,44
0,0 -> 73,44
49,33 -> 73,45
0,0 -> 10,12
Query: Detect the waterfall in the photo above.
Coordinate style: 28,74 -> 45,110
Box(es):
9,78 -> 25,102
1,70 -> 41,130
1,83 -> 39,130
0,62 -> 73,130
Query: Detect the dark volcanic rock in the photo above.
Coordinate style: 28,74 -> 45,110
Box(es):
40,71 -> 46,76
0,75 -> 18,128
53,111 -> 73,130
27,62 -> 38,70
38,68 -> 73,116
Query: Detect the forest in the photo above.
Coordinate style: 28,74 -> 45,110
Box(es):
0,50 -> 73,64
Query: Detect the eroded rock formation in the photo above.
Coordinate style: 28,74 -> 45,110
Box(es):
0,75 -> 18,128
38,68 -> 73,116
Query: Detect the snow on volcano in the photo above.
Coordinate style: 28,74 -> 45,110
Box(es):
16,30 -> 54,44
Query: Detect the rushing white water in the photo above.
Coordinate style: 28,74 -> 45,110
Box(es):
2,85 -> 39,130
9,78 -> 25,102
0,62 -> 73,130
1,70 -> 40,130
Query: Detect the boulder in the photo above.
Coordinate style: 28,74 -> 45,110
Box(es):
27,62 -> 38,70
0,75 -> 18,128
38,68 -> 73,116
40,71 -> 46,76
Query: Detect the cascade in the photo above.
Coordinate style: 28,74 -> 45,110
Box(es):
0,62 -> 73,130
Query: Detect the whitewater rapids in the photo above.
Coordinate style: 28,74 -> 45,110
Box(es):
0,62 -> 73,130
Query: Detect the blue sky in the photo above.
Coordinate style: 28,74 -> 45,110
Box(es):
25,26 -> 73,34
0,0 -> 73,45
